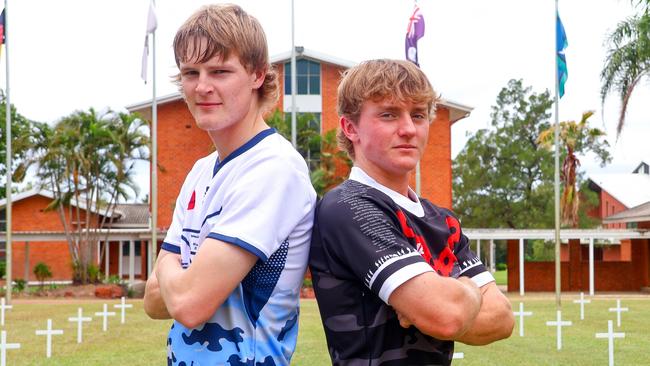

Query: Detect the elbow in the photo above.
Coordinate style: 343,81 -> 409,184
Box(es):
167,297 -> 215,329
499,308 -> 515,340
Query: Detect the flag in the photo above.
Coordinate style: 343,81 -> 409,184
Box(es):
0,9 -> 6,59
141,1 -> 158,83
556,12 -> 568,98
405,5 -> 425,66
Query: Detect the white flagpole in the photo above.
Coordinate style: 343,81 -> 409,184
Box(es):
290,0 -> 297,148
554,0 -> 561,309
151,0 -> 158,264
4,0 -> 12,304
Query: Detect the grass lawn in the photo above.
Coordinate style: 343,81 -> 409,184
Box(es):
493,269 -> 507,286
3,294 -> 650,365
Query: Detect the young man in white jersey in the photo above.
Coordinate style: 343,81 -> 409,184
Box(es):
309,59 -> 513,365
143,5 -> 316,365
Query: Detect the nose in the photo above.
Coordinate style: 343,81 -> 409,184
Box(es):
195,72 -> 214,95
397,114 -> 417,137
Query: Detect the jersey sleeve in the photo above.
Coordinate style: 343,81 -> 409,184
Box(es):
316,189 -> 434,304
206,155 -> 315,261
446,211 -> 495,287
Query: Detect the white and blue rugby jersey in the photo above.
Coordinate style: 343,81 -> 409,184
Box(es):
161,128 -> 317,366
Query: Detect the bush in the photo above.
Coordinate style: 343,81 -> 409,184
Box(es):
0,260 -> 5,279
13,278 -> 26,292
34,262 -> 53,288
87,264 -> 102,283
496,263 -> 507,271
106,275 -> 124,285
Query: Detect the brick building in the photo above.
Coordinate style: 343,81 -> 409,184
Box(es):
3,49 -> 472,283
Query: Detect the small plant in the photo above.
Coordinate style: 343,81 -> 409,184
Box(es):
13,278 -> 26,292
0,260 -> 6,279
106,275 -> 124,285
496,263 -> 507,271
87,264 -> 101,284
302,277 -> 313,288
33,262 -> 53,289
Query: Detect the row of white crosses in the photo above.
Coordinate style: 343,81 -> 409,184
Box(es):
512,294 -> 629,366
0,297 -> 132,366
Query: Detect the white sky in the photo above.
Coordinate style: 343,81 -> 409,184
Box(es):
2,0 -> 649,201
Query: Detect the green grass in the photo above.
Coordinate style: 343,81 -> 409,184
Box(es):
3,295 -> 650,365
493,269 -> 507,286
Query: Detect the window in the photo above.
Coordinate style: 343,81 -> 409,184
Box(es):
0,209 -> 5,232
284,59 -> 321,95
122,241 -> 142,256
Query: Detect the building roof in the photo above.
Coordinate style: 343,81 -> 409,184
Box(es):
0,189 -> 118,219
589,171 -> 650,208
603,200 -> 650,224
110,203 -> 150,228
127,48 -> 473,123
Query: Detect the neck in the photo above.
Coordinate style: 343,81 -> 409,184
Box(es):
354,160 -> 412,197
209,105 -> 268,159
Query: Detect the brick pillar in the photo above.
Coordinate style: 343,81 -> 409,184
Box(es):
507,239 -> 519,293
568,239 -> 582,291
631,239 -> 649,289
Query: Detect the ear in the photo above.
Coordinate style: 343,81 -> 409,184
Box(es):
340,116 -> 359,143
251,68 -> 266,89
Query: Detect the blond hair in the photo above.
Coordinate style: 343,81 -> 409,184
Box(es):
173,4 -> 279,110
336,59 -> 439,159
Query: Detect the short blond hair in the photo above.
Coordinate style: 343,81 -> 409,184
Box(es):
336,59 -> 439,159
173,4 -> 279,110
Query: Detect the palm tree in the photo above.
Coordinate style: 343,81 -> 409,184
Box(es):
538,111 -> 611,227
600,9 -> 650,136
32,109 -> 149,283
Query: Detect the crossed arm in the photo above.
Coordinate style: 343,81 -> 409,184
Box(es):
390,274 -> 513,345
143,238 -> 258,328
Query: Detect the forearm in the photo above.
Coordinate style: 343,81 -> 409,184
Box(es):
143,271 -> 172,320
155,254 -> 195,322
392,274 -> 482,340
456,282 -> 514,345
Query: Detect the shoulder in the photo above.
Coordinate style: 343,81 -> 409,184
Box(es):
421,199 -> 461,221
317,180 -> 396,225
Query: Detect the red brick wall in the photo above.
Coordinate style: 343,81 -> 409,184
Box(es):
411,107 -> 452,208
599,190 -> 628,229
10,195 -> 73,281
507,238 -> 650,292
155,100 -> 213,229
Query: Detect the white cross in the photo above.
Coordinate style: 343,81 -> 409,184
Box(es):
95,304 -> 116,332
452,352 -> 464,359
595,320 -> 625,366
68,308 -> 92,343
113,297 -> 133,324
513,302 -> 533,337
546,310 -> 572,350
0,299 -> 12,327
0,331 -> 20,366
608,299 -> 628,327
572,292 -> 591,320
35,319 -> 63,358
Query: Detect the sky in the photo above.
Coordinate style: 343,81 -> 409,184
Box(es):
2,0 -> 648,202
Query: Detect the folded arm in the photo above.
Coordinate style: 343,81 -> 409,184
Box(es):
153,238 -> 259,328
143,250 -> 174,320
389,273 -> 482,340
455,281 -> 514,345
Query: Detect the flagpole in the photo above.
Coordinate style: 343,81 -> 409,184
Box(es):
554,0 -> 561,309
290,0 -> 297,148
3,0 -> 12,304
150,0 -> 158,268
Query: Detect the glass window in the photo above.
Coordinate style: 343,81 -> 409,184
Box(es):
0,209 -> 5,232
284,59 -> 321,95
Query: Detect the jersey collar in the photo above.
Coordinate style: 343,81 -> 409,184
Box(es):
349,166 -> 425,217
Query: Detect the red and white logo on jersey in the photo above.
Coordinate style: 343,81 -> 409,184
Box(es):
187,190 -> 196,210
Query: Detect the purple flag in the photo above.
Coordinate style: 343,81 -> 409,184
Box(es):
405,6 -> 425,66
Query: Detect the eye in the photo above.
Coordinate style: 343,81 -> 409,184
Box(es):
379,112 -> 396,119
181,70 -> 198,77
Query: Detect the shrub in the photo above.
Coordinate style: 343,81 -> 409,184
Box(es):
13,278 -> 26,292
87,264 -> 101,284
496,263 -> 507,271
0,260 -> 5,279
34,262 -> 53,288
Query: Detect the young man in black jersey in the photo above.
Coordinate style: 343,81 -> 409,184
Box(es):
309,59 -> 513,365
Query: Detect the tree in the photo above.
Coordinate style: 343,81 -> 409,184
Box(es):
600,9 -> 650,136
31,108 -> 149,284
538,111 -> 611,227
0,91 -> 37,199
266,109 -> 351,196
452,79 -> 609,229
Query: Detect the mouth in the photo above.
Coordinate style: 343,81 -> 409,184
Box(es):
196,102 -> 222,108
394,144 -> 417,149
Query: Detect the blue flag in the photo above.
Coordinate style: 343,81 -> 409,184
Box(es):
556,12 -> 568,98
405,5 -> 425,66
